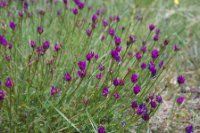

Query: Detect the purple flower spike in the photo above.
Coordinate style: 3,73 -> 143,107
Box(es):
153,35 -> 159,41
102,19 -> 108,27
176,96 -> 185,105
133,84 -> 141,95
64,73 -> 72,81
50,86 -> 59,96
77,70 -> 87,78
135,52 -> 142,60
0,35 -> 8,46
108,28 -> 115,36
9,21 -> 16,30
113,78 -> 119,86
151,49 -> 159,59
131,74 -> 138,83
132,100 -> 138,109
30,40 -> 36,48
78,60 -> 86,70
72,8 -> 78,15
137,104 -> 148,115
96,72 -> 102,80
54,44 -> 61,51
86,51 -> 94,61
149,24 -> 155,31
37,26 -> 43,34
185,125 -> 193,133
142,113 -> 150,121
99,64 -> 105,71
102,87 -> 109,97
114,35 -> 121,45
115,16 -> 120,22
98,126 -> 106,133
156,95 -> 162,103
141,63 -> 147,70
92,14 -> 98,23
0,90 -> 5,101
42,41 -> 50,50
86,29 -> 92,37
177,75 -> 185,85
150,101 -> 157,108
5,77 -> 14,88
140,46 -> 147,53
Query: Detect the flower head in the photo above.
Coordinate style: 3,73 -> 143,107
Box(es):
77,70 -> 86,78
72,8 -> 78,15
133,84 -> 141,95
102,19 -> 108,27
153,35 -> 159,41
37,26 -> 43,34
151,49 -> 159,59
78,60 -> 86,70
96,72 -> 102,80
156,95 -> 162,103
114,35 -> 121,45
113,92 -> 120,99
142,113 -> 150,121
30,40 -> 36,48
86,29 -> 92,37
102,87 -> 109,97
141,63 -> 147,70
131,74 -> 138,83
149,24 -> 155,31
177,75 -> 185,85
0,35 -> 7,46
140,46 -> 147,53
135,52 -> 142,60
92,14 -> 98,23
99,64 -> 105,71
137,104 -> 148,115
9,21 -> 16,30
185,125 -> 193,133
0,90 -> 5,101
108,28 -> 115,36
176,96 -> 185,105
42,41 -> 50,50
54,44 -> 61,51
86,51 -> 94,61
98,126 -> 106,133
150,101 -> 157,108
132,100 -> 138,109
50,86 -> 59,96
5,77 -> 14,88
64,73 -> 72,81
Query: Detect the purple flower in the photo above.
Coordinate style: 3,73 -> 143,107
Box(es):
77,70 -> 86,78
94,54 -> 99,60
78,60 -> 86,70
133,84 -> 141,95
42,41 -> 50,50
86,29 -> 92,37
113,78 -> 120,86
36,47 -> 44,55
110,49 -> 121,62
108,28 -> 115,36
131,74 -> 138,83
173,44 -> 180,51
114,35 -> 121,45
115,16 -> 120,22
132,100 -> 138,109
141,63 -> 147,70
86,51 -> 94,61
153,35 -> 159,41
77,2 -> 85,10
30,40 -> 36,48
0,90 -> 5,101
177,75 -> 185,84
96,72 -> 102,80
18,11 -> 23,17
137,104 -> 148,115
9,21 -> 16,30
5,77 -> 14,88
64,73 -> 72,81
0,35 -> 7,46
127,35 -> 136,45
135,52 -> 142,60
155,29 -> 160,35
92,14 -> 98,23
37,26 -> 43,34
54,44 -> 61,51
150,101 -> 157,108
99,64 -> 105,71
142,113 -> 150,121
74,0 -> 80,5
113,92 -> 120,99
185,125 -> 193,133
159,60 -> 164,68
148,61 -> 157,77
151,49 -> 159,59
8,43 -> 12,49
156,95 -> 162,103
63,0 -> 68,4
0,1 -> 7,8
140,46 -> 147,53
72,8 -> 78,15
149,24 -> 155,31
50,86 -> 59,96
164,39 -> 169,45
102,19 -> 108,27
98,126 -> 106,133
176,96 -> 185,105
102,87 -> 109,97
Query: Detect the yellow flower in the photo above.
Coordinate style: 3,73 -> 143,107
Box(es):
174,0 -> 180,5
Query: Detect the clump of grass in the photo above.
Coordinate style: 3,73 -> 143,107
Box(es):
0,0 -> 193,132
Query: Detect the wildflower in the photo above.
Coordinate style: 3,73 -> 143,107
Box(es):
99,64 -> 105,71
127,35 -> 136,45
142,113 -> 150,121
36,47 -> 44,55
42,41 -> 50,50
7,43 -> 12,49
110,49 -> 121,62
86,29 -> 92,37
0,1 -> 7,8
151,49 -> 159,59
140,46 -> 147,53
78,60 -> 86,70
156,95 -> 162,103
148,61 -> 157,77
159,60 -> 164,68
113,78 -> 119,86
86,51 -> 94,61
115,16 -> 120,22
173,44 -> 180,51
94,54 -> 99,60
131,101 -> 138,109
54,44 -> 61,51
133,84 -> 141,95
77,70 -> 86,78
0,90 -> 5,101
96,72 -> 102,80
108,28 -> 115,36
185,125 -> 193,133
135,52 -> 142,60
176,96 -> 185,105
113,92 -> 120,99
131,74 -> 138,83
77,2 -> 85,9
5,77 -> 14,88
102,87 -> 109,97
102,19 -> 108,27
50,86 -> 59,96
37,26 -> 43,34
164,39 -> 169,45
9,21 -> 16,30
0,35 -> 7,46
64,73 -> 72,81
153,35 -> 159,41
137,104 -> 148,115
18,11 -> 23,17
72,8 -> 78,15
149,24 -> 155,31
92,14 -> 98,23
114,35 -> 121,45
150,101 -> 157,108
141,63 -> 147,70
155,29 -> 160,35
98,126 -> 106,133
30,40 -> 36,48
177,75 -> 185,84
